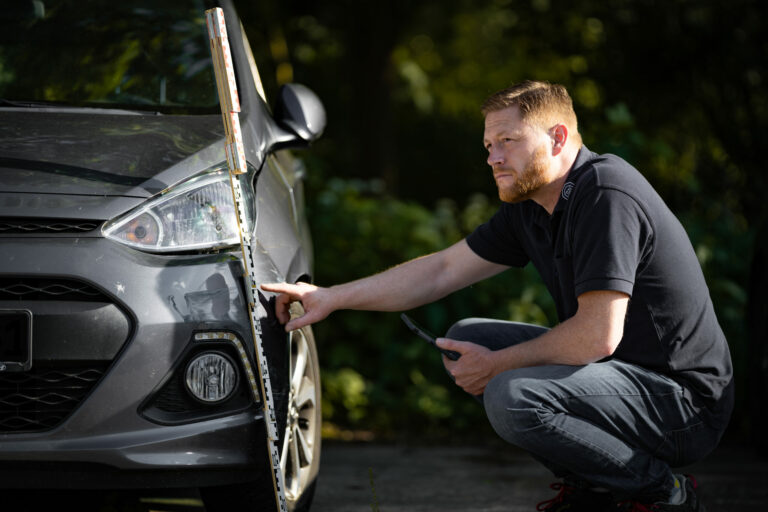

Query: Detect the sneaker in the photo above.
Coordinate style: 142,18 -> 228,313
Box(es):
536,481 -> 615,511
616,475 -> 705,512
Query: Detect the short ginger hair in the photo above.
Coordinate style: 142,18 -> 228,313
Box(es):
482,80 -> 581,144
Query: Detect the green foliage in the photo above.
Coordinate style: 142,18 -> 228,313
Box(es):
321,367 -> 369,424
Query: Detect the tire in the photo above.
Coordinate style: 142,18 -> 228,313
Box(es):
201,317 -> 322,512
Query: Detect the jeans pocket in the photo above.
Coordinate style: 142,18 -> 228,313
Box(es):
653,422 -> 718,468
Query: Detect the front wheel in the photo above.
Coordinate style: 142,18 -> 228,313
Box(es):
201,318 -> 322,512
282,323 -> 322,510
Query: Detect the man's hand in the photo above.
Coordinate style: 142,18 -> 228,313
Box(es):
260,282 -> 334,331
436,338 -> 499,395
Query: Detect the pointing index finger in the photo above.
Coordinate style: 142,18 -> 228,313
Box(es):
260,282 -> 293,294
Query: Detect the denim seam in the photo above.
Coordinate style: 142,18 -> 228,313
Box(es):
529,405 -> 671,496
530,389 -> 684,408
516,391 -> 681,494
529,403 -> 634,472
538,388 -> 686,454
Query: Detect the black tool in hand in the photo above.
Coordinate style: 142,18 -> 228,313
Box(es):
400,313 -> 461,361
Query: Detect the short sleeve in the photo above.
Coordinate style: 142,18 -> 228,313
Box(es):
466,205 -> 530,267
570,188 -> 653,298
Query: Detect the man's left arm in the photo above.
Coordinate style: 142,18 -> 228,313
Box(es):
438,289 -> 629,395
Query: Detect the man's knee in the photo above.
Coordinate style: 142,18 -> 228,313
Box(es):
483,370 -> 548,446
445,318 -> 482,340
445,318 -> 548,352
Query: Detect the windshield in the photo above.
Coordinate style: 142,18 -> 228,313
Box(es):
0,0 -> 219,113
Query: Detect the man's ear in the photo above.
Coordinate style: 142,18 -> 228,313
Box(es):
551,124 -> 568,155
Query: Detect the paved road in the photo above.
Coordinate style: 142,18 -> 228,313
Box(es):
10,436 -> 766,511
310,438 -> 768,512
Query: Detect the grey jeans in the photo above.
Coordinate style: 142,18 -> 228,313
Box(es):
446,318 -> 725,501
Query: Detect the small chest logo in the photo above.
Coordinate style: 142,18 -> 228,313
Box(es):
561,181 -> 575,200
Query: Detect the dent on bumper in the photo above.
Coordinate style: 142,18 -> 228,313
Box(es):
0,237 -> 283,475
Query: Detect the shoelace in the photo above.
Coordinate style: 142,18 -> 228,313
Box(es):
536,482 -> 576,511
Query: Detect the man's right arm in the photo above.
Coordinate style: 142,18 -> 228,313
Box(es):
261,239 -> 508,331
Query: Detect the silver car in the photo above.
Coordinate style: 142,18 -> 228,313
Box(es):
0,1 -> 323,510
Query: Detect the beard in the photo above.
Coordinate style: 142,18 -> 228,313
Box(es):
495,145 -> 549,203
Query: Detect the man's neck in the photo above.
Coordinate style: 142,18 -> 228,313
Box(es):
533,144 -> 580,215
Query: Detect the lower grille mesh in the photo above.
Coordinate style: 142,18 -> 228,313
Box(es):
0,278 -> 106,301
0,365 -> 107,433
0,219 -> 100,234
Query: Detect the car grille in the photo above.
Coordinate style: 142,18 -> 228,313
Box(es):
0,364 -> 108,433
0,277 -> 129,433
0,277 -> 105,301
0,218 -> 101,234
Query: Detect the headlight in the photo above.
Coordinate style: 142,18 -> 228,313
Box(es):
103,165 -> 253,253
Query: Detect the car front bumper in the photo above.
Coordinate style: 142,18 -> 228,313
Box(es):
0,236 -> 288,488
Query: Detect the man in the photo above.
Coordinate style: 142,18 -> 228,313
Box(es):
262,81 -> 733,511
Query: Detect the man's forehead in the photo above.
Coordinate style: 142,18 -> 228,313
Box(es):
484,106 -> 527,136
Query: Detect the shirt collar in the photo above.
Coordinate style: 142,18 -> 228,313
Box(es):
553,145 -> 594,214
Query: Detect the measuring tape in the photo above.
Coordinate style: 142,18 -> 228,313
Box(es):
205,8 -> 287,512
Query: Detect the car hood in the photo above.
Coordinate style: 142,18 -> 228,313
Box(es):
0,108 -> 225,198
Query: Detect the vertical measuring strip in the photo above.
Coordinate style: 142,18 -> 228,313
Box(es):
205,8 -> 287,512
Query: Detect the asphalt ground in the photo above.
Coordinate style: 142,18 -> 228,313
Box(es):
8,434 -> 766,511
310,437 -> 768,512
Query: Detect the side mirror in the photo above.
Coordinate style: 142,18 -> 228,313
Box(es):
274,83 -> 326,143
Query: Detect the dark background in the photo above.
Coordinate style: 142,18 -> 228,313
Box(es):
235,0 -> 768,452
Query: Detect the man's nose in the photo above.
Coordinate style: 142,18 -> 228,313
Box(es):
487,148 -> 504,167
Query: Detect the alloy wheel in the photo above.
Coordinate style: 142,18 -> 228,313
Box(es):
281,323 -> 321,507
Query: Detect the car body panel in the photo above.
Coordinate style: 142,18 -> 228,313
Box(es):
0,1 -> 321,504
0,192 -> 144,224
0,110 -> 225,197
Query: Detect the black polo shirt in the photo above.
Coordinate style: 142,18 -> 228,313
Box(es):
467,146 -> 733,428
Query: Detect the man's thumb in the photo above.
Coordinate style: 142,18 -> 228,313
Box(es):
436,338 -> 463,352
285,309 -> 327,332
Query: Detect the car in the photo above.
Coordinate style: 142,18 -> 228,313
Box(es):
0,1 -> 323,510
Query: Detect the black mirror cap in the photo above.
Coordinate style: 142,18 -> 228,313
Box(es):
274,83 -> 326,143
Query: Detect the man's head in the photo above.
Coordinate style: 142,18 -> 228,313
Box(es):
481,80 -> 581,139
482,81 -> 581,207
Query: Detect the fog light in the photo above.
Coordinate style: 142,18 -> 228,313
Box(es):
184,352 -> 238,403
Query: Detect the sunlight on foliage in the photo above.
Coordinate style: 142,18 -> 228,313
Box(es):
408,369 -> 453,419
322,367 -> 369,424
